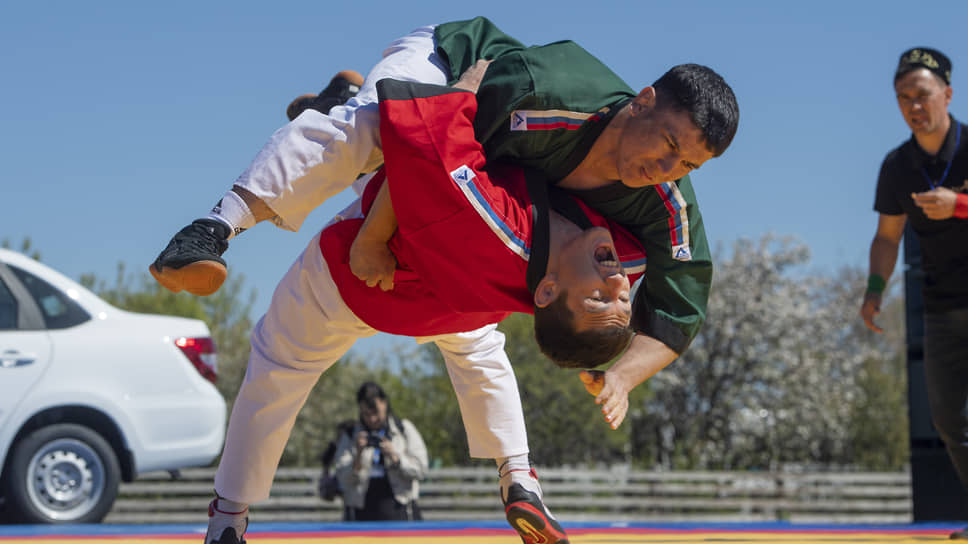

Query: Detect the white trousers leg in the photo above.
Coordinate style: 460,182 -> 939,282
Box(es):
234,26 -> 449,231
214,234 -> 376,503
419,325 -> 530,460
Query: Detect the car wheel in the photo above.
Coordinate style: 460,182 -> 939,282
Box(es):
2,424 -> 120,523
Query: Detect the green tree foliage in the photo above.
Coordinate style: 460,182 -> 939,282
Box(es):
848,350 -> 908,470
1,238 -> 41,261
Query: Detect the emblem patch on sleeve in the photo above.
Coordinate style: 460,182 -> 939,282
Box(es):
510,111 -> 528,131
450,165 -> 476,186
673,244 -> 693,261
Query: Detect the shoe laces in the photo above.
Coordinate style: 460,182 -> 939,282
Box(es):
177,220 -> 229,256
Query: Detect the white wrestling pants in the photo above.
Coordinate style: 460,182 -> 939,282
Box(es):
214,233 -> 529,503
234,25 -> 450,231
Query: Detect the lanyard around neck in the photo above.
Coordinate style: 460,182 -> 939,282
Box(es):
921,120 -> 961,190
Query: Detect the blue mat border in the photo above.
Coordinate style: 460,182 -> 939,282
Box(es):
1,520 -> 966,537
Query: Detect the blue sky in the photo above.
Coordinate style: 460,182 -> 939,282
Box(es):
2,1 -> 965,354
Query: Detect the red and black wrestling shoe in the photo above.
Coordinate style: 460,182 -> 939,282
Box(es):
205,497 -> 248,544
504,482 -> 570,544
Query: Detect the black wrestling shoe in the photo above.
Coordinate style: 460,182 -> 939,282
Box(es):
150,219 -> 230,296
504,483 -> 569,544
951,527 -> 968,539
286,70 -> 364,121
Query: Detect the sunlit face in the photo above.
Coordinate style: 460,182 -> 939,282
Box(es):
554,227 -> 632,332
617,88 -> 715,188
359,398 -> 388,430
895,68 -> 952,136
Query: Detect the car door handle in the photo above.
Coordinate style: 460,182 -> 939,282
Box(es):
1,350 -> 35,368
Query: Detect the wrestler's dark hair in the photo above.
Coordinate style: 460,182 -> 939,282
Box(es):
533,292 -> 634,369
652,63 -> 739,157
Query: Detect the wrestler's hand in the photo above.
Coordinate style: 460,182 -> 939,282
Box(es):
349,235 -> 396,291
912,187 -> 958,220
453,59 -> 494,94
580,370 -> 631,430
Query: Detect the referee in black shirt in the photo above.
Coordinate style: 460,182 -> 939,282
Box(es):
861,47 -> 968,538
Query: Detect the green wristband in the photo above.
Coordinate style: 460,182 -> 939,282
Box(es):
867,274 -> 886,294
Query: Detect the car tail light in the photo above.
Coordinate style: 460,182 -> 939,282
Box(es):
175,337 -> 217,384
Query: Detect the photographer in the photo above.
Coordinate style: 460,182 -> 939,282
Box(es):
331,382 -> 428,521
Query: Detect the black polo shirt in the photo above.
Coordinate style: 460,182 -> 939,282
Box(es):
874,115 -> 968,313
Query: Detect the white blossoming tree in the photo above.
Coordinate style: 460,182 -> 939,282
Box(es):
629,235 -> 906,470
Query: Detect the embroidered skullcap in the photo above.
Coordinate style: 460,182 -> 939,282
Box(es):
896,47 -> 952,85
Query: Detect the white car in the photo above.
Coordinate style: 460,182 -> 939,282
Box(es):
0,248 -> 226,523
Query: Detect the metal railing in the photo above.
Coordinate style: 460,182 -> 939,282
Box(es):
106,466 -> 912,524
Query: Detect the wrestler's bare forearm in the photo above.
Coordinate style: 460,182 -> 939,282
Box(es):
358,181 -> 398,242
349,181 -> 398,290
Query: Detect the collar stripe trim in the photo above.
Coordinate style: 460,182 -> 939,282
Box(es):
621,257 -> 647,276
511,109 -> 595,132
655,182 -> 691,252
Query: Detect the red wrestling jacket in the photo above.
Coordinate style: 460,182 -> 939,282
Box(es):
319,80 -> 645,337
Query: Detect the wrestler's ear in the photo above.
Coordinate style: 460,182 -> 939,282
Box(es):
534,276 -> 560,308
630,86 -> 657,116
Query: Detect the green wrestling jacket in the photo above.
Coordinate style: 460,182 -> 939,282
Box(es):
434,17 -> 712,354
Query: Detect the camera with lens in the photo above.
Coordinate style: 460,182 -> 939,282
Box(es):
367,432 -> 384,448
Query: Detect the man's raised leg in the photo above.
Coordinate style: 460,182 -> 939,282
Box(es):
152,25 -> 449,296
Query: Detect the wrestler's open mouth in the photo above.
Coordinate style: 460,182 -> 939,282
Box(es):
594,245 -> 619,268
